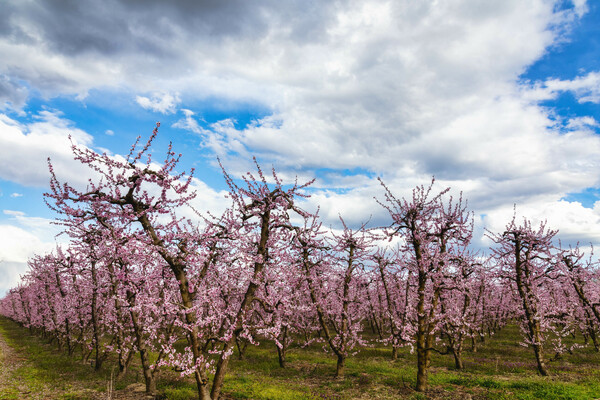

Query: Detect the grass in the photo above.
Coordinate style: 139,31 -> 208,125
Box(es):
0,316 -> 139,399
0,317 -> 599,399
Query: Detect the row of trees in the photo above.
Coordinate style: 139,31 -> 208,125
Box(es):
1,124 -> 599,399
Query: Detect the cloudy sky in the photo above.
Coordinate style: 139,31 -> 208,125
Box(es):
1,0 -> 599,295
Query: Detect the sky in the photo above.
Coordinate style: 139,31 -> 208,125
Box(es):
1,0 -> 599,295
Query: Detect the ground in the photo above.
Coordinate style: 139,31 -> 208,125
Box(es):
1,316 -> 600,399
0,318 -> 153,400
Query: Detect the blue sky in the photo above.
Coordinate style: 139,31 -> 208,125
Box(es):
1,0 -> 600,295
519,1 -> 600,206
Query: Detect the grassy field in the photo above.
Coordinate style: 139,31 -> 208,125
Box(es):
1,316 -> 599,400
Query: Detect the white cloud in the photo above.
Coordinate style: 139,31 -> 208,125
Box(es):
3,210 -> 24,217
1,0 -> 600,291
183,177 -> 230,220
524,71 -> 600,104
566,116 -> 599,130
0,224 -> 54,263
105,129 -> 114,136
0,210 -> 68,296
9,193 -> 22,198
172,109 -> 208,135
481,198 -> 600,247
547,72 -> 600,103
157,1 -> 598,204
135,93 -> 180,114
0,1 -> 577,110
0,216 -> 63,295
0,261 -> 30,297
0,74 -> 28,112
571,0 -> 588,18
2,209 -> 63,240
0,111 -> 94,187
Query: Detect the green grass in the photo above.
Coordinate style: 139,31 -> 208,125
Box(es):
1,317 -> 599,399
0,316 -> 139,399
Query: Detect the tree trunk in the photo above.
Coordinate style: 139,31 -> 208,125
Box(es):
90,261 -> 103,371
211,340 -> 235,399
452,346 -> 463,370
532,340 -> 548,376
65,320 -> 73,355
117,348 -> 134,378
588,327 -> 600,352
415,344 -> 428,392
277,326 -> 288,368
236,335 -> 248,360
129,296 -> 156,395
514,240 -> 548,377
471,335 -> 478,352
194,373 -> 212,400
335,354 -> 346,378
415,262 -> 429,392
415,310 -> 430,391
140,349 -> 156,395
277,344 -> 287,368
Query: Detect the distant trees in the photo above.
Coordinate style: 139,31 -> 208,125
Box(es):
1,123 -> 599,397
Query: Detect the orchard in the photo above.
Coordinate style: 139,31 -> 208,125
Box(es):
1,125 -> 599,399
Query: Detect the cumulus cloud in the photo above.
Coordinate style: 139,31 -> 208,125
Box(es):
566,116 -> 599,130
0,221 -> 61,296
0,74 -> 28,111
1,2 -> 595,193
481,198 -> 600,248
0,0 -> 338,103
172,109 -> 208,135
0,1 -> 577,107
2,209 -> 63,241
135,92 -> 180,114
547,72 -> 600,103
524,71 -> 600,104
0,261 -> 27,295
1,0 -> 600,289
150,0 -> 599,202
0,208 -> 66,294
0,111 -> 94,187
